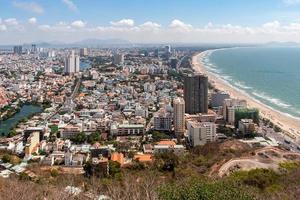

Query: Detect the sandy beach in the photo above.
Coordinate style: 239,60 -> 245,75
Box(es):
193,51 -> 300,140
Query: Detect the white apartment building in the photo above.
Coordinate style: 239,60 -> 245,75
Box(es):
187,121 -> 216,146
173,98 -> 185,137
64,50 -> 80,74
223,99 -> 247,125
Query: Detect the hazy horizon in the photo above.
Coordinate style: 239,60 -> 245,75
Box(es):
2,0 -> 300,45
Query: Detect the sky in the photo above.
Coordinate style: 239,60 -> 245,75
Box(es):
2,0 -> 300,44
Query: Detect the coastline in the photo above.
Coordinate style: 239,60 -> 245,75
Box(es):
192,50 -> 300,140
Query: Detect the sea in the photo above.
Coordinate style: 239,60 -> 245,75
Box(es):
201,46 -> 300,120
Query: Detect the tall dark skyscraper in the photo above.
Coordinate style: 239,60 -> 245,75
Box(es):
13,46 -> 22,55
184,73 -> 208,114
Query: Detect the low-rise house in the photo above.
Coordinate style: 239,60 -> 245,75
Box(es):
143,144 -> 154,154
133,154 -> 153,163
111,152 -> 125,166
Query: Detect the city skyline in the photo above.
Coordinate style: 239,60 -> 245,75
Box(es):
2,0 -> 300,44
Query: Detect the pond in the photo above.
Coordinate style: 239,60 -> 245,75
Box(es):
0,104 -> 42,135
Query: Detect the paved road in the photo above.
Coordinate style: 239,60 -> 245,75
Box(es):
44,77 -> 81,122
259,122 -> 300,153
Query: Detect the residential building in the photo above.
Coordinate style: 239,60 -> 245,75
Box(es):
116,124 -> 145,136
111,152 -> 125,166
211,91 -> 230,108
238,119 -> 256,135
25,131 -> 40,157
113,53 -> 124,65
13,46 -> 22,54
187,121 -> 216,146
173,98 -> 185,137
154,108 -> 172,131
223,99 -> 247,125
80,48 -> 88,57
61,125 -> 81,139
64,50 -> 80,74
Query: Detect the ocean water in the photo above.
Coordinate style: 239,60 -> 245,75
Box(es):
201,47 -> 300,120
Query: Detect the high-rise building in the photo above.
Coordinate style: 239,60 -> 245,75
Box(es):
13,45 -> 22,55
165,45 -> 171,54
64,50 -> 80,75
154,108 -> 172,131
173,98 -> 185,137
165,45 -> 171,59
184,73 -> 208,114
154,49 -> 159,58
187,121 -> 216,146
170,58 -> 178,69
31,44 -> 37,53
211,91 -> 230,108
238,119 -> 256,135
223,99 -> 247,125
113,53 -> 124,65
80,48 -> 88,57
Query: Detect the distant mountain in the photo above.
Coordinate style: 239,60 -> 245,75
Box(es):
264,41 -> 300,47
30,38 -> 132,48
6,38 -> 132,49
73,38 -> 131,46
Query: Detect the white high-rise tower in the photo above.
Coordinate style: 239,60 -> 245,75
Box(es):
64,50 -> 80,75
173,97 -> 185,137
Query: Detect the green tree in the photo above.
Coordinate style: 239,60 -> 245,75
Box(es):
152,131 -> 171,142
2,154 -> 11,163
71,132 -> 87,143
109,160 -> 121,177
155,152 -> 179,172
87,131 -> 100,144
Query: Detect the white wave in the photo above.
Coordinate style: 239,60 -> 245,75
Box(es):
234,81 -> 252,89
252,91 -> 291,108
205,66 -> 221,73
222,75 -> 232,81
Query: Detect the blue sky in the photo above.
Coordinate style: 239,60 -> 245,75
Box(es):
1,0 -> 300,44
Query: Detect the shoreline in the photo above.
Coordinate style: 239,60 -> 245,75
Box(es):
192,50 -> 300,140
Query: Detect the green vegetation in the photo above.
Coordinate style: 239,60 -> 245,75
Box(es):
109,161 -> 122,178
151,131 -> 171,142
274,125 -> 282,133
279,161 -> 300,171
7,129 -> 18,137
235,108 -> 259,126
1,154 -> 11,163
1,153 -> 21,165
50,169 -> 59,177
262,118 -> 283,133
232,169 -> 280,190
158,177 -> 253,200
154,152 -> 179,172
217,125 -> 235,137
71,132 -> 87,144
49,125 -> 59,134
87,131 -> 101,144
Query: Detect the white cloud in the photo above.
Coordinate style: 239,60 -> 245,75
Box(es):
169,19 -> 193,31
140,21 -> 161,30
262,21 -> 281,29
13,1 -> 44,14
62,0 -> 78,12
71,20 -> 86,28
4,18 -> 18,26
7,18 -> 300,44
38,24 -> 51,31
110,19 -> 135,27
0,25 -> 7,31
28,17 -> 37,25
